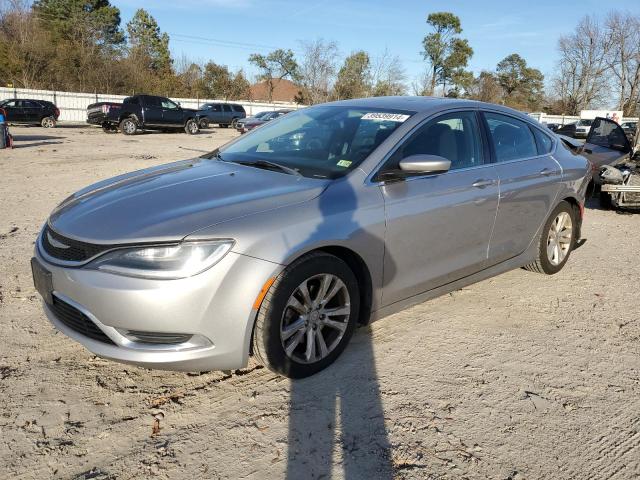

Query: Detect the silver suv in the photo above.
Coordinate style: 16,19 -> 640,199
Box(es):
33,97 -> 595,378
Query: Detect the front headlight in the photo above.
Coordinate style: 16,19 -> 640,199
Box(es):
88,240 -> 234,279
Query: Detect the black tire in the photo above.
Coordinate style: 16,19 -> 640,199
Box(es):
523,201 -> 576,275
199,118 -> 209,129
41,116 -> 56,128
231,118 -> 239,129
101,123 -> 117,133
185,118 -> 199,135
599,191 -> 613,210
252,252 -> 360,378
119,117 -> 137,135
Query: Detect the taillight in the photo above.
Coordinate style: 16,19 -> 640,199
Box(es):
579,202 -> 585,219
54,107 -> 60,118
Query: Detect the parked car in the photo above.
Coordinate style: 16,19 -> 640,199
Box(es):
0,98 -> 60,128
543,122 -> 561,132
196,102 -> 246,129
87,94 -> 201,135
36,97 -> 617,379
236,109 -> 292,133
620,121 -> 637,143
556,119 -> 593,138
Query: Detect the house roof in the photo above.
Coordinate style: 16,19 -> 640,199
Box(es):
249,78 -> 301,103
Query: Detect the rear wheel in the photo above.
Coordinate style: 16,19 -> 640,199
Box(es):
523,201 -> 575,275
185,119 -> 199,135
41,116 -> 56,128
102,123 -> 117,133
252,252 -> 360,378
231,118 -> 239,129
120,117 -> 137,135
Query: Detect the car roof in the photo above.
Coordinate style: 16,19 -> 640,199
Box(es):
322,96 -> 534,121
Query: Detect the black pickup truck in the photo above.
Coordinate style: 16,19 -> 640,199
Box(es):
87,94 -> 201,135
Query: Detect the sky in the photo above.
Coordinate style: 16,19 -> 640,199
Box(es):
113,0 -> 640,84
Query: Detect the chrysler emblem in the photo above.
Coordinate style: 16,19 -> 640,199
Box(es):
47,231 -> 70,249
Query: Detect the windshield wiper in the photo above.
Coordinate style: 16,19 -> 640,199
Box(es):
233,159 -> 301,176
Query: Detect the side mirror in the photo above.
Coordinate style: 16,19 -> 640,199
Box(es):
399,154 -> 451,174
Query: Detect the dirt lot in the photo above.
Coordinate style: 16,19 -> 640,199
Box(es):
0,125 -> 639,480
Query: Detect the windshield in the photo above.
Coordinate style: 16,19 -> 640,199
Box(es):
211,105 -> 414,179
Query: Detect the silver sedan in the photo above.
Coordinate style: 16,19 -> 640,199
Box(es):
32,97 -> 594,378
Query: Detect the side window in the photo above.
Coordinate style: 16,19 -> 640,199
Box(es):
484,112 -> 538,162
161,99 -> 179,110
3,100 -> 17,108
232,104 -> 244,112
128,97 -> 140,106
211,104 -> 223,112
222,104 -> 232,112
390,111 -> 483,171
533,128 -> 554,154
145,96 -> 161,107
588,118 -> 628,148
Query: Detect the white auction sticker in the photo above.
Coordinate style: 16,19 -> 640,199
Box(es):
361,112 -> 410,122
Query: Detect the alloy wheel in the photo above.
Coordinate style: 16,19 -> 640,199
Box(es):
546,211 -> 572,266
280,273 -> 350,364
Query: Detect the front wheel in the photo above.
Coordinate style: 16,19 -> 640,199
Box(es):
185,119 -> 199,135
41,116 -> 56,128
199,118 -> 209,129
523,201 -> 575,275
252,252 -> 360,378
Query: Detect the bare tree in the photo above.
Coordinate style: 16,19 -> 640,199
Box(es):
370,48 -> 406,96
605,11 -> 640,116
297,38 -> 339,105
552,15 -> 614,114
411,69 -> 434,96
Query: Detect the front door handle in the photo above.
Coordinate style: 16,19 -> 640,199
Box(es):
472,179 -> 495,188
540,168 -> 554,177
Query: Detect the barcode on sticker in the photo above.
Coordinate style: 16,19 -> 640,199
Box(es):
361,112 -> 410,122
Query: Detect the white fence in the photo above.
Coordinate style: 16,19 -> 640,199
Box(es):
529,112 -> 638,126
0,87 -> 302,123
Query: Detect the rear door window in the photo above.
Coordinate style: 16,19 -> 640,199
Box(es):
222,104 -> 232,112
232,104 -> 245,112
532,128 -> 554,154
484,112 -> 538,162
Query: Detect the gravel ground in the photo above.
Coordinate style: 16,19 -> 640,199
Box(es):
0,125 -> 638,480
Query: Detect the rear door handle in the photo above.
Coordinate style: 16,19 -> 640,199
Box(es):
540,168 -> 554,177
472,179 -> 495,188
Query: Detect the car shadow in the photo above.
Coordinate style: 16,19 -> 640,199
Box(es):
12,134 -> 66,142
13,141 -> 65,149
286,178 -> 396,479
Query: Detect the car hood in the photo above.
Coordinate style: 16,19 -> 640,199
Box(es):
49,158 -> 327,244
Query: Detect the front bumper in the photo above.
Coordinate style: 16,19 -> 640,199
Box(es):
35,245 -> 282,372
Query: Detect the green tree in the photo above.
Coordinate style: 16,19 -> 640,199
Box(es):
496,53 -> 544,110
126,9 -> 171,74
333,50 -> 371,99
248,49 -> 298,102
422,12 -> 473,95
202,62 -> 250,100
33,0 -> 123,45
